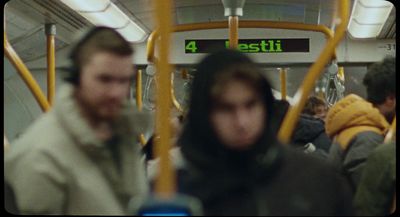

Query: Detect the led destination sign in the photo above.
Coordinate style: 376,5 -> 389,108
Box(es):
185,39 -> 309,53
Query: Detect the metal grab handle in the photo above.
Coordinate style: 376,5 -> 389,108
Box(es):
325,62 -> 345,107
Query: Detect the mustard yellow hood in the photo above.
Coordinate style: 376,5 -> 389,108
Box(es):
325,94 -> 389,149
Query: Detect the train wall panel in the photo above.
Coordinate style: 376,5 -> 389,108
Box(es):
4,58 -> 67,143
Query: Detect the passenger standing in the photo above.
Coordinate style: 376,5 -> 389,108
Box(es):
303,96 -> 329,122
363,56 -> 396,124
353,141 -> 396,216
5,27 -> 150,215
272,99 -> 331,158
177,49 -> 353,216
325,56 -> 395,191
146,115 -> 185,180
325,94 -> 389,190
352,56 -> 396,215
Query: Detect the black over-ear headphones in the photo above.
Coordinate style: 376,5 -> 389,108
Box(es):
65,26 -> 120,85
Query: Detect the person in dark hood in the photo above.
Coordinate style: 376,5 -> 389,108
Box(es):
272,99 -> 331,159
303,96 -> 329,122
176,49 -> 354,216
292,114 -> 331,156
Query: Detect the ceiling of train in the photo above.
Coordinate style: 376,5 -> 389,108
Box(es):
3,0 -> 391,100
5,0 -> 395,63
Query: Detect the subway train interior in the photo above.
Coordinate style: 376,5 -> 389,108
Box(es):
4,0 -> 396,215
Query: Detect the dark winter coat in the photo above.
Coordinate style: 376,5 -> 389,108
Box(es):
176,49 -> 354,216
5,84 -> 150,215
270,101 -> 330,159
325,94 -> 389,190
292,114 -> 331,157
353,141 -> 396,216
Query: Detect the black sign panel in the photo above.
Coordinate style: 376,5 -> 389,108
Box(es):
184,39 -> 309,53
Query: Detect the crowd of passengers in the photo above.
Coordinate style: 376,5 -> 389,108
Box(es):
4,26 -> 396,216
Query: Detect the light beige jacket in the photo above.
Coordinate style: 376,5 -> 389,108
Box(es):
5,84 -> 151,215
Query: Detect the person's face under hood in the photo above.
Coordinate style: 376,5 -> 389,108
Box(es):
181,49 -> 276,155
210,78 -> 267,150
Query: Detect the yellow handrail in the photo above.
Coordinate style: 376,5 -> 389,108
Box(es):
46,24 -> 56,106
278,0 -> 349,144
136,69 -> 143,111
136,69 -> 148,146
171,73 -> 184,113
147,20 -> 335,63
384,116 -> 396,143
4,31 -> 50,112
280,68 -> 287,100
229,16 -> 239,49
153,0 -> 175,198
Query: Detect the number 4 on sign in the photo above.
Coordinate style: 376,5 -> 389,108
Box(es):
185,41 -> 197,53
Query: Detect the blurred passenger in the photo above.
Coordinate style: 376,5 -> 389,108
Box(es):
4,135 -> 18,214
353,141 -> 396,216
272,100 -> 331,158
363,56 -> 396,124
146,115 -> 185,179
292,114 -> 331,157
326,56 -> 395,192
4,134 -> 10,151
4,26 -> 150,215
177,49 -> 353,215
325,94 -> 389,190
303,96 -> 328,122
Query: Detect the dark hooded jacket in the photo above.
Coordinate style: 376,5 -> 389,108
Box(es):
176,49 -> 354,216
271,101 -> 331,159
292,114 -> 331,157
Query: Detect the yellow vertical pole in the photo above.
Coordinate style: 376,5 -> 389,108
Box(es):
229,16 -> 239,49
153,0 -> 175,198
280,68 -> 287,100
136,69 -> 147,146
171,72 -> 184,113
45,24 -> 56,106
136,69 -> 143,111
338,66 -> 345,82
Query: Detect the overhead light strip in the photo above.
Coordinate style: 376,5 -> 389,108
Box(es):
60,0 -> 147,42
347,0 -> 394,39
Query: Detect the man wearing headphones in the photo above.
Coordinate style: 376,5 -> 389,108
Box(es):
5,27 -> 150,214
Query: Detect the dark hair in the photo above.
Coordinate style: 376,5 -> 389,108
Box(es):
303,96 -> 327,116
363,56 -> 396,105
187,49 -> 276,136
179,49 -> 280,175
65,26 -> 134,85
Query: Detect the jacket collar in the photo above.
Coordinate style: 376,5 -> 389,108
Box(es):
53,83 -> 154,150
53,83 -> 105,149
